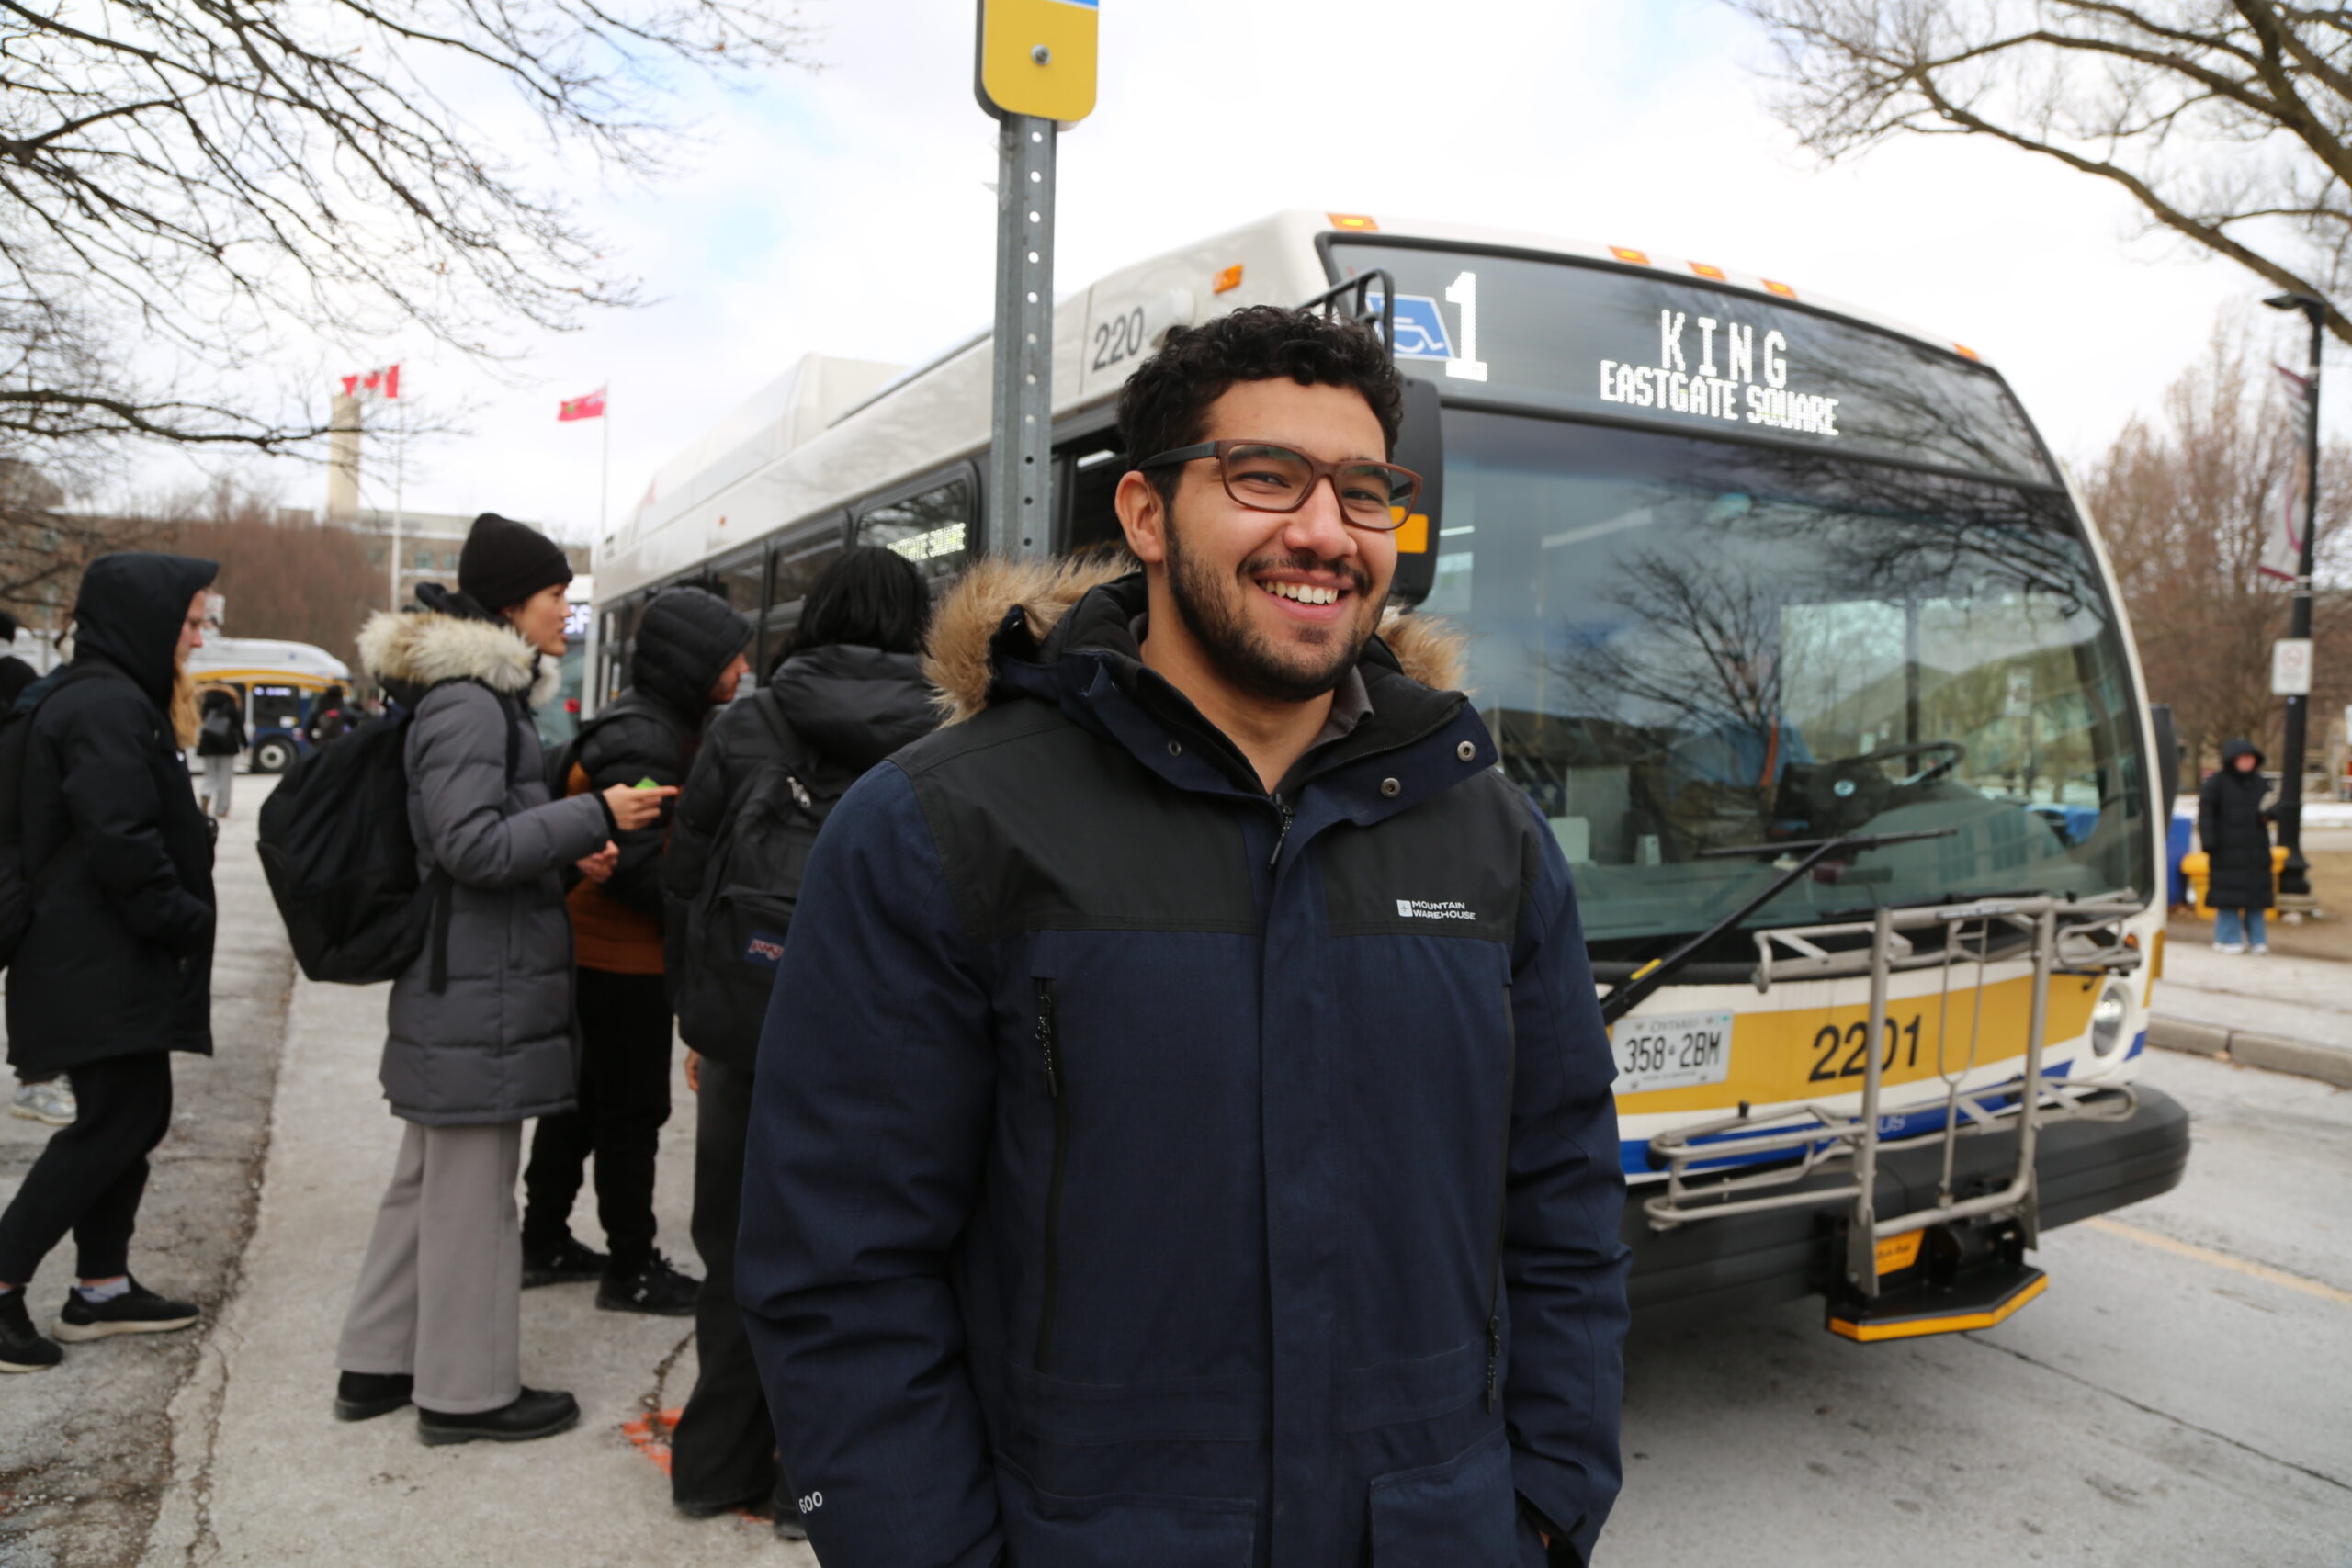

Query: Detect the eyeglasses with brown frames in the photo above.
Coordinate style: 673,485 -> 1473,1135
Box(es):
1133,441 -> 1423,531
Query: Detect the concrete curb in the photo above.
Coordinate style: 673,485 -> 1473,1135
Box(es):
2149,1015 -> 2352,1089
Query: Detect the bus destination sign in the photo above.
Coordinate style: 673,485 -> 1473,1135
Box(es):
1330,242 -> 2052,485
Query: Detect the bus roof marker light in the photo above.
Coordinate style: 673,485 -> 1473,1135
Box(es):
1763,279 -> 1798,299
1213,264 -> 1244,295
1610,245 -> 1650,265
1328,213 -> 1378,231
1690,262 -> 1726,280
1954,344 -> 1983,362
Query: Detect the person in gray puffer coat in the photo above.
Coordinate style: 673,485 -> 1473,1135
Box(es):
333,513 -> 673,1448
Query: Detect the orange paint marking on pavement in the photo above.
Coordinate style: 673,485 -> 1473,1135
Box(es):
621,1408 -> 682,1476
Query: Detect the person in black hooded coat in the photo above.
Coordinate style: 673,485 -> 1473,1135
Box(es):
520,583 -> 751,1314
657,546 -> 936,1529
2199,737 -> 2276,953
0,552 -> 220,1371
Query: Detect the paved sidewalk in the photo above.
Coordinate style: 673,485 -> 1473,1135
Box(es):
0,785 -> 294,1568
140,846 -> 803,1565
2151,940 -> 2352,1088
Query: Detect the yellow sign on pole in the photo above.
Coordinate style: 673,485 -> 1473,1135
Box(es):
977,0 -> 1098,123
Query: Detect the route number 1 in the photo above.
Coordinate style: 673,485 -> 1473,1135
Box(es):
1444,271 -> 1489,383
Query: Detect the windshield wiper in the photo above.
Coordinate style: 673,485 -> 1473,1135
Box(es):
1598,829 -> 1955,1026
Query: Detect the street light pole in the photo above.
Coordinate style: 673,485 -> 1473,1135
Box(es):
2263,291 -> 2326,898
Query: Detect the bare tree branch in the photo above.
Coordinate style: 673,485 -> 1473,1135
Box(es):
0,0 -> 815,461
1736,0 -> 2352,341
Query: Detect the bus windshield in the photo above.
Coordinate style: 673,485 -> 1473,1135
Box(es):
1425,412 -> 2152,950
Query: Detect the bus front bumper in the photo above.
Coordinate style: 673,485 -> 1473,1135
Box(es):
1623,1086 -> 2190,1325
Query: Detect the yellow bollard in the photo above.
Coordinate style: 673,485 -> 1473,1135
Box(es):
2181,852 -> 2212,919
2182,848 -> 2290,919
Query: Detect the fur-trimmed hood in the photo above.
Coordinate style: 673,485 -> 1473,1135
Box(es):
358,605 -> 564,710
922,555 -> 1467,725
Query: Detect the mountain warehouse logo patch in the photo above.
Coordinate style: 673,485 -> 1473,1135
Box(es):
1396,899 -> 1476,920
743,931 -> 786,966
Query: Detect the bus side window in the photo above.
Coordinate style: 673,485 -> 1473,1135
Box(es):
859,474 -> 973,588
765,519 -> 849,672
1060,437 -> 1128,558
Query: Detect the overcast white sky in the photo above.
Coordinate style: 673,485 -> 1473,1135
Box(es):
188,0 -> 2320,540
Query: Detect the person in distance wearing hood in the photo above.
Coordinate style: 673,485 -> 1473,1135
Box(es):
334,513 -> 673,1445
660,546 -> 936,1532
2199,738 -> 2277,955
520,582 -> 751,1314
0,554 -> 220,1372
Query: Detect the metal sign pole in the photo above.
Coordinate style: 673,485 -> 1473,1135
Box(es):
977,0 -> 1094,562
991,115 -> 1057,562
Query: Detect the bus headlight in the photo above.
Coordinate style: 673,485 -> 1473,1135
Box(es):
2088,982 -> 2132,1059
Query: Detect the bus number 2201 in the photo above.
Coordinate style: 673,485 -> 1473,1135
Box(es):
1808,1016 -> 1923,1082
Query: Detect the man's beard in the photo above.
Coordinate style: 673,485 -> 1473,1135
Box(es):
1162,516 -> 1379,705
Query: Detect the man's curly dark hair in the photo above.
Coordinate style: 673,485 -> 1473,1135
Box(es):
1116,306 -> 1405,507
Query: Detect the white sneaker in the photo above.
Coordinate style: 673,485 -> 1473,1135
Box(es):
2214,942 -> 2247,954
2251,942 -> 2271,956
8,1080 -> 75,1126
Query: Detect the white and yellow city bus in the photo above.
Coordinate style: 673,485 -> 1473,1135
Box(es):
186,635 -> 352,773
590,212 -> 2188,1340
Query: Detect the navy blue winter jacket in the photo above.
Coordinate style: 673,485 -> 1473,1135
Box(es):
738,564 -> 1629,1568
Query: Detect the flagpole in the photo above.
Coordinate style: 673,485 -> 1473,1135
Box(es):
390,393 -> 407,611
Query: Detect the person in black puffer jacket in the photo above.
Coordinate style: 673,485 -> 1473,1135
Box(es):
2199,737 -> 2276,954
0,553 -> 220,1371
521,583 -> 751,1314
194,687 -> 246,818
659,546 -> 935,1531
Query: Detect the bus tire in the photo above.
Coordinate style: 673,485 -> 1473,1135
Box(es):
253,736 -> 297,774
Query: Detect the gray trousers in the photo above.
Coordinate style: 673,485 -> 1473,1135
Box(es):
200,754 -> 233,818
337,1120 -> 523,1414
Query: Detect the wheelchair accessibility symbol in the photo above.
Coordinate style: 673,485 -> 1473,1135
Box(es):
1379,294 -> 1455,361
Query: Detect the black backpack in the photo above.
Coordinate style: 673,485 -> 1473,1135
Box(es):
0,666 -> 118,968
255,680 -> 519,986
675,691 -> 852,1052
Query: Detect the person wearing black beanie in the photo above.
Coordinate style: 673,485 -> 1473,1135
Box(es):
458,513 -> 573,616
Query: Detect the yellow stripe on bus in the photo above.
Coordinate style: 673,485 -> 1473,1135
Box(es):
1611,973 -> 2101,1113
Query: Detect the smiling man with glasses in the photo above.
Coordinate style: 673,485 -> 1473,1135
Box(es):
735,305 -> 1628,1568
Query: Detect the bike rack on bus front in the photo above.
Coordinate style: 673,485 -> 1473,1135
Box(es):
1640,890 -> 2146,1339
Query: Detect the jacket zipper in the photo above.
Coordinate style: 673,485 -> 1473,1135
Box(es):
1485,986 -> 1516,1414
1034,977 -> 1070,1373
1267,794 -> 1295,871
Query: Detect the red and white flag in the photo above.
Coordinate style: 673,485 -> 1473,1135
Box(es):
339,364 -> 401,400
558,387 -> 607,423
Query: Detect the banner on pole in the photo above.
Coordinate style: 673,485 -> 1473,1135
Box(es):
2265,364 -> 2312,583
559,388 -> 607,422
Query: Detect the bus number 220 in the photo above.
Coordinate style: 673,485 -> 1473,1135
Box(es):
1808,1016 -> 1923,1082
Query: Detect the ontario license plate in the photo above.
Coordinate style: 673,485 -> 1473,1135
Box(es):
1611,1010 -> 1735,1095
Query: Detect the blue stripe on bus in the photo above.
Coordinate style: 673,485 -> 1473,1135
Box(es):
1620,1060 -> 2080,1178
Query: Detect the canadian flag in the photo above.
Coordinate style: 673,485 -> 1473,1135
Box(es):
339,364 -> 401,400
558,388 -> 607,423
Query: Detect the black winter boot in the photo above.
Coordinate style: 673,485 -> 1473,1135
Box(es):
334,1370 -> 414,1421
416,1387 -> 580,1446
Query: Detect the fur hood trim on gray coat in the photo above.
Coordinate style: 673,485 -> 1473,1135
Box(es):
359,607 -> 564,711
